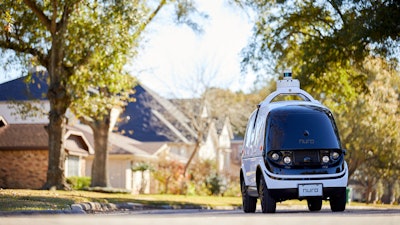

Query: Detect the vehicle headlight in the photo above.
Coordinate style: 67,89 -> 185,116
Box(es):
331,151 -> 340,160
322,155 -> 330,163
271,153 -> 280,161
283,156 -> 292,164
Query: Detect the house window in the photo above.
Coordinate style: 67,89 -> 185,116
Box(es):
66,155 -> 80,177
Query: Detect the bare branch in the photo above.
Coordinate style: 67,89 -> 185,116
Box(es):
327,0 -> 346,26
133,0 -> 167,39
0,39 -> 47,66
23,0 -> 52,32
57,0 -> 82,34
51,0 -> 58,34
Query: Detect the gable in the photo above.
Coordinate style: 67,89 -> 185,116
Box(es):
116,85 -> 195,142
65,129 -> 94,156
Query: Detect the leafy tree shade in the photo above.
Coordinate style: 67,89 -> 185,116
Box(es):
234,0 -> 400,201
1,0 -> 84,190
237,0 -> 399,93
0,0 -> 194,189
336,57 -> 400,202
67,1 -> 166,188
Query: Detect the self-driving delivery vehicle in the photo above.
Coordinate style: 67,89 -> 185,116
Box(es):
240,71 -> 348,213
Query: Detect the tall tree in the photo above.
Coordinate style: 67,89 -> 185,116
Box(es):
1,0 -> 84,189
235,0 -> 400,199
0,0 -> 196,189
67,0 -> 167,188
236,0 -> 399,101
338,57 -> 400,201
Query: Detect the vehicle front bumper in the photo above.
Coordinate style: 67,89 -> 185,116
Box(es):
263,161 -> 348,190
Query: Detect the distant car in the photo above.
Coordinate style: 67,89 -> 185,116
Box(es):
240,71 -> 348,213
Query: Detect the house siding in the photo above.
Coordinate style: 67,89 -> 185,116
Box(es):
0,150 -> 48,189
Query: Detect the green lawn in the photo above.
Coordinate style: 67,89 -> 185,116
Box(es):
1,189 -> 399,212
0,189 -> 242,211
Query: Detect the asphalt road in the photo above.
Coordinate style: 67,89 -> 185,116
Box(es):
1,205 -> 399,225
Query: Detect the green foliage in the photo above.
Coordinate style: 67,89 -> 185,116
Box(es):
235,0 -> 400,202
337,57 -> 400,202
184,160 -> 230,196
84,187 -> 131,194
132,162 -> 154,172
66,176 -> 91,190
0,0 -> 169,189
205,172 -> 226,196
239,0 -> 399,95
66,1 -> 146,122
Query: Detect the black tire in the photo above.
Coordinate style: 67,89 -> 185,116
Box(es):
259,175 -> 276,213
241,179 -> 257,213
330,188 -> 346,212
307,198 -> 322,211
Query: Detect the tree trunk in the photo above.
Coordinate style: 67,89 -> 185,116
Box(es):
42,32 -> 70,190
165,176 -> 170,194
90,117 -> 111,187
183,141 -> 201,177
43,106 -> 69,190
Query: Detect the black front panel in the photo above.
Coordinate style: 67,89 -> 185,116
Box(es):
293,150 -> 320,166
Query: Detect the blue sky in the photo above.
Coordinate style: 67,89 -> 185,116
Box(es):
128,0 -> 256,98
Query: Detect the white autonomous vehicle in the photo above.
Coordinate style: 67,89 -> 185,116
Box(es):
240,71 -> 348,213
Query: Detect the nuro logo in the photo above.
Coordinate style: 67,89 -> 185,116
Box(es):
299,139 -> 315,144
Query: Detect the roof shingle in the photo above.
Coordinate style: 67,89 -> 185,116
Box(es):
0,124 -> 48,149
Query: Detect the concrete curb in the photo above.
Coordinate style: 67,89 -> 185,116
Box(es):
0,202 -> 239,216
0,208 -> 85,216
70,202 -> 226,213
71,202 -> 147,212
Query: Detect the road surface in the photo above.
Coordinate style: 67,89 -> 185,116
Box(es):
1,205 -> 399,225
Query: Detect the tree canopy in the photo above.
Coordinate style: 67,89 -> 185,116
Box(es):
0,0 -> 192,189
238,0 -> 399,94
235,0 -> 400,202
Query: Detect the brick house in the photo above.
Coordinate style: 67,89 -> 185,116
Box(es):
0,72 -> 238,192
0,116 -> 92,189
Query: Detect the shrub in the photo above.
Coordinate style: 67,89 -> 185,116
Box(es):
66,176 -> 91,190
205,173 -> 226,196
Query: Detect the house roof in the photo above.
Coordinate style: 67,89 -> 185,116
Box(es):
116,84 -> 196,142
0,72 -> 48,101
0,123 -> 48,150
0,120 -> 92,155
0,73 -> 197,143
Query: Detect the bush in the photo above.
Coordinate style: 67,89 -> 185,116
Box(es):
66,176 -> 91,190
205,173 -> 226,196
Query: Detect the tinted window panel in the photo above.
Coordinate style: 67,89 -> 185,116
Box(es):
266,105 -> 340,150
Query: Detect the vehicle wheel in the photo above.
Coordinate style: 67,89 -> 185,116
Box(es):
307,198 -> 322,211
330,188 -> 346,212
259,175 -> 276,213
241,179 -> 257,213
